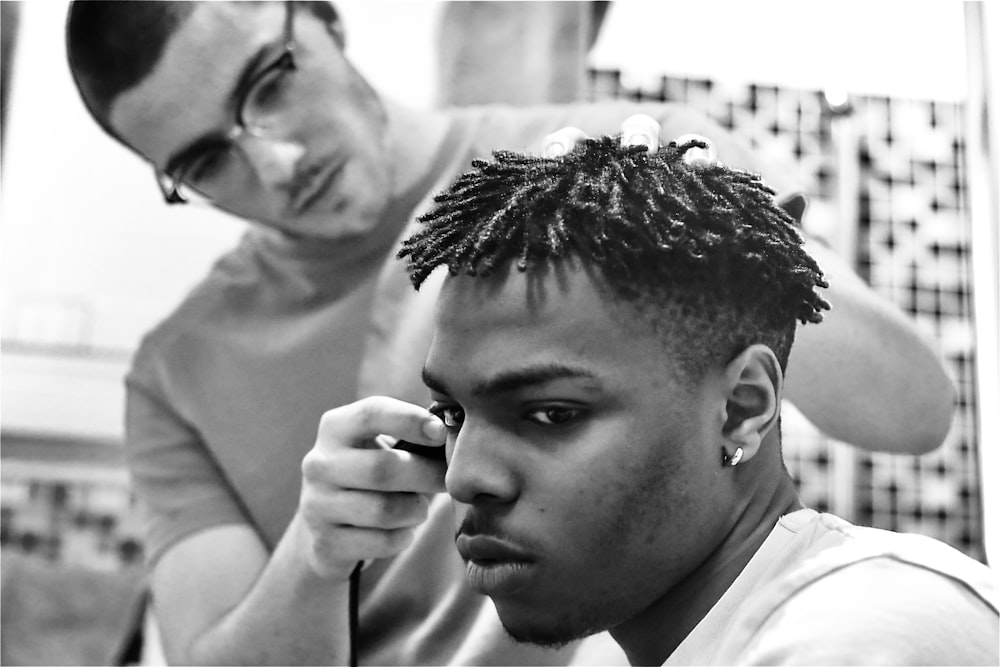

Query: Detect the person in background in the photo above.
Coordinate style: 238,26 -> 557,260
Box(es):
65,1 -> 955,664
396,131 -> 998,665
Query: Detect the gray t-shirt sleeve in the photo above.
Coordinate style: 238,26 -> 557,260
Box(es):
124,365 -> 248,568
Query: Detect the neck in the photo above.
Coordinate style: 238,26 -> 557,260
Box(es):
611,441 -> 802,666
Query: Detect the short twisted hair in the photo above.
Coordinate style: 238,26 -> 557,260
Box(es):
399,135 -> 829,377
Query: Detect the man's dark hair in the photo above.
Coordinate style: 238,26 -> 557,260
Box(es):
399,136 -> 830,378
65,1 -> 339,145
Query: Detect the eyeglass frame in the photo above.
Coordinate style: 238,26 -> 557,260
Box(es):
155,0 -> 298,205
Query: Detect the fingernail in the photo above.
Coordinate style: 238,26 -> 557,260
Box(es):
675,133 -> 718,166
620,114 -> 661,152
423,419 -> 446,439
542,127 -> 588,157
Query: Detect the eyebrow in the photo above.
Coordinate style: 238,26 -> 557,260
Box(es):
422,363 -> 599,398
162,42 -> 279,177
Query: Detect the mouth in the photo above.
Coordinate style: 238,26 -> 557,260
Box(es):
292,160 -> 345,215
456,534 -> 535,596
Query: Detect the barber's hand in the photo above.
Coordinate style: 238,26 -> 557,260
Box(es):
538,114 -> 718,163
298,396 -> 447,580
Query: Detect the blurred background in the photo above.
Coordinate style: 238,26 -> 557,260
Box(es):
1,1 -> 997,664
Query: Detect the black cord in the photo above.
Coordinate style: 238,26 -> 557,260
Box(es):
349,561 -> 363,667
346,439 -> 441,666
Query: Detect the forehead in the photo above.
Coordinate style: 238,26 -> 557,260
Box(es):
107,2 -> 284,165
426,263 -> 680,393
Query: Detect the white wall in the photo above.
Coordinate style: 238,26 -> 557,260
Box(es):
590,1 -> 967,102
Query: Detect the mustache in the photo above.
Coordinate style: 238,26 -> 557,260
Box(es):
455,508 -> 528,545
288,160 -> 341,213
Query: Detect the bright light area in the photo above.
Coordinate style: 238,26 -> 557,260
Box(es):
591,1 -> 967,101
338,0 -> 443,109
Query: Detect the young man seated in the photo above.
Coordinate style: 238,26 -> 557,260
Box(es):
396,131 -> 999,665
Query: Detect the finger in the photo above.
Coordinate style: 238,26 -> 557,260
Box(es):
301,487 -> 432,530
620,114 -> 661,152
674,133 -> 718,166
316,396 -> 446,451
303,446 -> 446,493
540,126 -> 589,157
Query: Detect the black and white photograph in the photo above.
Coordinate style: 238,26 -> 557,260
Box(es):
1,2 -> 997,665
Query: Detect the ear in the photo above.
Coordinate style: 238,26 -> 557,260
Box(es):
778,193 -> 808,227
721,344 -> 782,462
326,16 -> 346,49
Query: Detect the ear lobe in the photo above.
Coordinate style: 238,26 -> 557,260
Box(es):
722,344 -> 782,462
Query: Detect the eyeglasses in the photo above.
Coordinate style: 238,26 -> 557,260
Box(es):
156,1 -> 298,205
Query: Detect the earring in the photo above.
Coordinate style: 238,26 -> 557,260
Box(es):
722,446 -> 744,467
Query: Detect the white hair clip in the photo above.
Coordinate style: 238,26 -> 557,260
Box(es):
541,127 -> 589,157
674,133 -> 718,166
620,114 -> 661,152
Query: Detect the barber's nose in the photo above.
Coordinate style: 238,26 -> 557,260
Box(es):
445,424 -> 519,506
238,134 -> 306,186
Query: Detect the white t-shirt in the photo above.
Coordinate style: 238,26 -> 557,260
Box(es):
664,509 -> 999,666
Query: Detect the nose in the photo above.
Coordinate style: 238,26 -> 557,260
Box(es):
236,133 -> 306,187
445,423 -> 519,506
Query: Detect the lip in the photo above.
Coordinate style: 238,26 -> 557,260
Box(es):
456,534 -> 535,596
292,160 -> 345,215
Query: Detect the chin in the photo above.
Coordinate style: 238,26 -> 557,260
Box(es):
496,604 -> 600,650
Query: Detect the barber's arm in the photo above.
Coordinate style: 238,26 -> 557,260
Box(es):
151,522 -> 345,665
784,238 -> 955,453
131,387 -> 445,665
128,379 -> 350,665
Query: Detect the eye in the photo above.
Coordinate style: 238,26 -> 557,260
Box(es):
245,56 -> 295,119
525,406 -> 581,426
429,403 -> 465,431
184,147 -> 234,187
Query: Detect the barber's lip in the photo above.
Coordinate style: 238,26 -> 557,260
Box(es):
456,534 -> 535,596
293,160 -> 345,215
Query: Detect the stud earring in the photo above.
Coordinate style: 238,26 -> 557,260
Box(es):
722,446 -> 744,467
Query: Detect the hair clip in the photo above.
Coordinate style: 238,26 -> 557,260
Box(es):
541,127 -> 589,157
674,133 -> 718,167
620,114 -> 661,152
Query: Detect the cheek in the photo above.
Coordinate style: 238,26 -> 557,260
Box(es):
582,416 -> 709,566
221,189 -> 284,226
543,438 -> 683,568
309,65 -> 386,136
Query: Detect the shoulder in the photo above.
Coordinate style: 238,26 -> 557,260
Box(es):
742,557 -> 997,664
728,519 -> 999,665
128,232 -> 261,382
